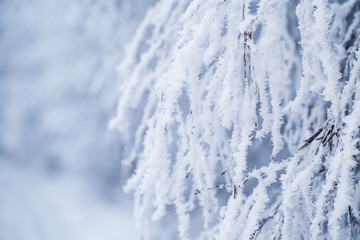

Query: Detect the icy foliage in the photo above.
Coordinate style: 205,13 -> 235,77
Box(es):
112,0 -> 360,239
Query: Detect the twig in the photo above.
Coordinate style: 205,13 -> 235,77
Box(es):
300,127 -> 323,150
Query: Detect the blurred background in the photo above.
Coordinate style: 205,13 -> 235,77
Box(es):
0,0 -> 156,239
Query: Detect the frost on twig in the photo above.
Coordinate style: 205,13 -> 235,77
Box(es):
111,0 -> 360,239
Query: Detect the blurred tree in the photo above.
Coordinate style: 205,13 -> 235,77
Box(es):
0,0 -> 156,189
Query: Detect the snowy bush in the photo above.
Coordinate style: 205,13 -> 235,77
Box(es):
111,0 -> 360,239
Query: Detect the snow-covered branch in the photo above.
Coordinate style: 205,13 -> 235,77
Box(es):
112,0 -> 360,239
